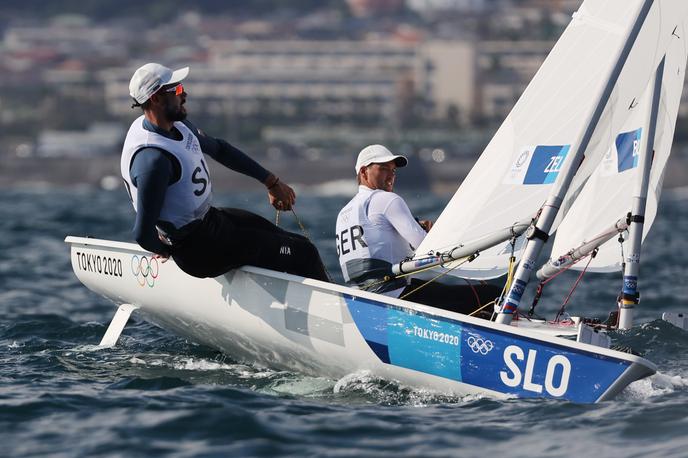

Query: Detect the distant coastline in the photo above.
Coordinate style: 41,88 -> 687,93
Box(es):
2,152 -> 687,195
0,154 -> 473,195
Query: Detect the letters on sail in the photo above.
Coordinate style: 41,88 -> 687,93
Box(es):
545,16 -> 688,273
413,0 -> 688,281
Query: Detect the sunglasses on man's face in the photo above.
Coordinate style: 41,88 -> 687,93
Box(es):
163,83 -> 184,96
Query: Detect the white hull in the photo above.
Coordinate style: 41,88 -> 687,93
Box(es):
66,236 -> 656,403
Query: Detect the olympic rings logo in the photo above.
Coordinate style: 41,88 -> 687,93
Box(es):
131,255 -> 159,287
467,336 -> 494,355
515,149 -> 530,167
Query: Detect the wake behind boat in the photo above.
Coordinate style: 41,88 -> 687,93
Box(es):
67,0 -> 688,403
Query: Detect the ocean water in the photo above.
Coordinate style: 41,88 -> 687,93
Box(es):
1,185 -> 687,458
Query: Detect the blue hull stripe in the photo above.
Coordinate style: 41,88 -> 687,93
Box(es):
344,294 -> 631,403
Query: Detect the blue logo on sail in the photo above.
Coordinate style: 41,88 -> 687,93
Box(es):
523,145 -> 570,184
616,128 -> 642,172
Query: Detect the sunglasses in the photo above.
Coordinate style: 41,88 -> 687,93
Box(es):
163,83 -> 184,96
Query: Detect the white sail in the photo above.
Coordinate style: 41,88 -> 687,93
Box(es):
547,18 -> 688,272
415,0 -> 688,280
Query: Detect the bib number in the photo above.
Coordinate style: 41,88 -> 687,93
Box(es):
192,159 -> 210,196
337,225 -> 368,257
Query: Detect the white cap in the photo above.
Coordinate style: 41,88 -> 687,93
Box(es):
129,63 -> 189,104
354,144 -> 408,173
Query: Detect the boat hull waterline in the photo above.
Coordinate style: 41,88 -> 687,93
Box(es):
66,236 -> 655,403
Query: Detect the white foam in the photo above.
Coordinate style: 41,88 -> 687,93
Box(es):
333,370 -> 479,405
333,370 -> 375,393
623,371 -> 688,399
266,377 -> 334,396
67,344 -> 106,353
164,357 -> 279,380
172,357 -> 236,371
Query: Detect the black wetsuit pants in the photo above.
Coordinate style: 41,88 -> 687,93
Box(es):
401,279 -> 502,318
171,207 -> 329,281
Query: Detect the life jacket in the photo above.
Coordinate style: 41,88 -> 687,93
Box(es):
121,116 -> 212,237
335,188 -> 410,294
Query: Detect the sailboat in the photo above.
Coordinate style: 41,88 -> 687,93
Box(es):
66,0 -> 688,403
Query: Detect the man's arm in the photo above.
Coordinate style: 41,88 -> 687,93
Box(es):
130,149 -> 174,256
182,120 -> 269,179
382,195 -> 429,250
182,120 -> 296,209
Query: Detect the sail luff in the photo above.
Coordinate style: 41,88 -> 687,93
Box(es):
617,56 -> 666,329
495,0 -> 654,325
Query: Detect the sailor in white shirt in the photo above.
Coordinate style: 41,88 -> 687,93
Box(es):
336,144 -> 500,316
336,144 -> 432,296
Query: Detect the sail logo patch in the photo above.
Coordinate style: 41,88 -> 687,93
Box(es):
600,128 -> 642,176
524,145 -> 570,184
616,128 -> 642,172
504,145 -> 570,185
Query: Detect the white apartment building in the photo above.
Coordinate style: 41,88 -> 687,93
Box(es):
102,37 -> 579,127
103,39 -> 475,125
477,40 -> 555,120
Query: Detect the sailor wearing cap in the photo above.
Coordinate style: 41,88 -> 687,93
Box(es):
335,145 -> 501,315
335,145 -> 432,296
121,63 -> 329,281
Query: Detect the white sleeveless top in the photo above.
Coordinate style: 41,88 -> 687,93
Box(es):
121,115 -> 213,230
336,187 -> 425,291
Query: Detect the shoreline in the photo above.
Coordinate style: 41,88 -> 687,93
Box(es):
2,153 -> 687,195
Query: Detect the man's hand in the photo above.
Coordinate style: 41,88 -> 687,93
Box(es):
418,219 -> 433,232
155,233 -> 171,262
265,175 -> 296,211
153,253 -> 169,263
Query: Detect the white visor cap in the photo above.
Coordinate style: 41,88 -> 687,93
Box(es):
129,63 -> 189,104
355,144 -> 408,173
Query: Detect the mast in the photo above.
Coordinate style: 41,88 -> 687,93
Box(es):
618,55 -> 665,329
495,0 -> 655,325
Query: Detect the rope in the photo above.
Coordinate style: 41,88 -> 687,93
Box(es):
469,299 -> 496,317
274,208 -> 333,282
290,208 -> 313,240
398,256 -> 471,299
492,236 -> 517,320
460,276 -> 482,308
357,248 -> 465,293
618,232 -> 626,280
526,254 -> 578,317
527,283 -> 544,318
292,208 -> 334,282
554,248 -> 598,322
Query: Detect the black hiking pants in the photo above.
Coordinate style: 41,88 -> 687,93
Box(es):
401,278 -> 501,318
171,207 -> 329,281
